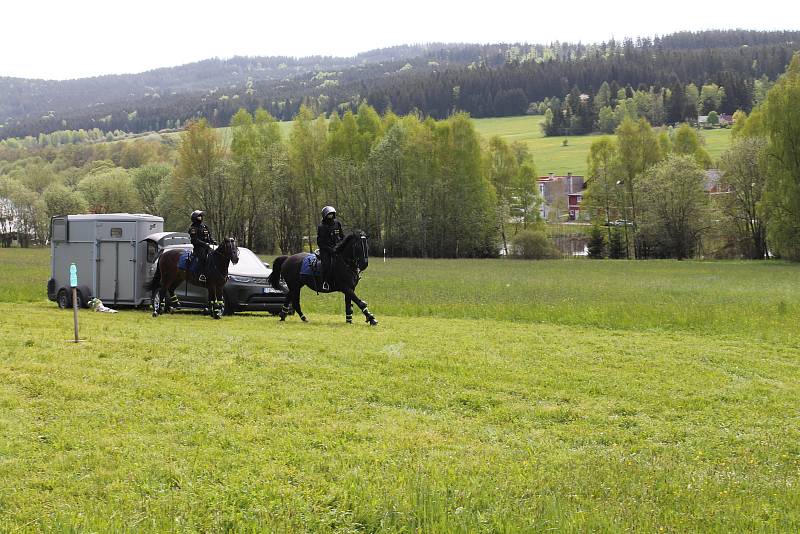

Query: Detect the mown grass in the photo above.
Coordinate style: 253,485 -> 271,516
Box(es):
1,248 -> 798,532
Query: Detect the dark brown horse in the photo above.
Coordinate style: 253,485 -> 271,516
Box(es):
268,231 -> 377,326
145,237 -> 239,319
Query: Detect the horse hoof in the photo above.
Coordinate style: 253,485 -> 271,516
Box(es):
152,311 -> 158,317
370,320 -> 379,326
301,316 -> 308,322
346,319 -> 352,324
213,313 -> 221,320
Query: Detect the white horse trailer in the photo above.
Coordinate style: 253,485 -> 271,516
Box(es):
47,214 -> 173,308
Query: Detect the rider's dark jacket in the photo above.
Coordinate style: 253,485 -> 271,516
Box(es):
189,222 -> 216,254
317,218 -> 343,254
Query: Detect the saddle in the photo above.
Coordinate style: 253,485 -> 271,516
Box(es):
178,251 -> 203,274
300,254 -> 323,277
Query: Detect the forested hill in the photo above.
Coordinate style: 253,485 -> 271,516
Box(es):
2,30 -> 799,140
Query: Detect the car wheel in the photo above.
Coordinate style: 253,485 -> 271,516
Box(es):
222,293 -> 236,316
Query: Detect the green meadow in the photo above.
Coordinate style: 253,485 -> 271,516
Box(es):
0,248 -> 798,532
471,115 -> 733,176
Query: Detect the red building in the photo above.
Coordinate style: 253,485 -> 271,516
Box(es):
537,173 -> 586,221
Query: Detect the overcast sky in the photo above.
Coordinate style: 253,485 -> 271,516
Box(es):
2,0 -> 797,80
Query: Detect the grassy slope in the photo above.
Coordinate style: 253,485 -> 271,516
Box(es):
1,248 -> 798,532
471,115 -> 733,176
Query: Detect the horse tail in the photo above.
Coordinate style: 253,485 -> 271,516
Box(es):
268,256 -> 288,289
144,263 -> 161,292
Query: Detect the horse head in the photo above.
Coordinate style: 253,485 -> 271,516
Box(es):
218,237 -> 239,265
337,230 -> 369,271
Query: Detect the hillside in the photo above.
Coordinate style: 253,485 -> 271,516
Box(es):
471,116 -> 733,175
1,30 -> 798,140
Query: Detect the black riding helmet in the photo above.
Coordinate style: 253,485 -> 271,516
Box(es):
191,210 -> 205,223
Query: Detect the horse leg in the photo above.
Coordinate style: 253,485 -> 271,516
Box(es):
279,289 -> 292,321
208,287 -> 220,320
345,295 -> 353,324
213,286 -> 223,319
292,288 -> 307,322
151,286 -> 160,317
343,288 -> 377,326
168,286 -> 180,311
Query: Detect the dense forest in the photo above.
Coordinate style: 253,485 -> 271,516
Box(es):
2,30 -> 799,140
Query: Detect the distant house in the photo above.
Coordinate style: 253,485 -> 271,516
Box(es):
718,113 -> 735,125
538,173 -> 587,221
697,113 -> 734,127
704,169 -> 731,194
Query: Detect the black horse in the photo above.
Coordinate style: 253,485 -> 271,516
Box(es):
145,237 -> 240,319
268,231 -> 378,326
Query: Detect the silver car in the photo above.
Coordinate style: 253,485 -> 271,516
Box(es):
152,244 -> 287,315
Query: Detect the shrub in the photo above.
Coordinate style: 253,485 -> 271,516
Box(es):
588,225 -> 606,258
512,229 -> 561,259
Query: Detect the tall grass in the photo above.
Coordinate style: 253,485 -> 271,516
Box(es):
1,248 -> 798,531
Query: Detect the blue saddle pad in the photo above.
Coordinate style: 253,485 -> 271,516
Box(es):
177,251 -> 201,273
300,254 -> 322,276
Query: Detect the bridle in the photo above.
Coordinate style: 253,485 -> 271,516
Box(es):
338,232 -> 368,273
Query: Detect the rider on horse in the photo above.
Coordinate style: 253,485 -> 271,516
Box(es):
189,210 -> 217,282
317,205 -> 344,290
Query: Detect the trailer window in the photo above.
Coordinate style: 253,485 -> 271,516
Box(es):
52,219 -> 66,241
110,227 -> 123,238
147,241 -> 157,263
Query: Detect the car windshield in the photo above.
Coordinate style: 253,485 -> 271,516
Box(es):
230,248 -> 269,276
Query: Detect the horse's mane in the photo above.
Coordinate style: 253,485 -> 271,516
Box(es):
335,230 -> 363,253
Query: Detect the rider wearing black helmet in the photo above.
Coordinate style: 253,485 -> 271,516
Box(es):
189,210 -> 217,282
317,205 -> 343,290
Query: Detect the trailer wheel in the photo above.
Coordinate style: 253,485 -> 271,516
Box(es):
57,289 -> 69,309
56,288 -> 85,309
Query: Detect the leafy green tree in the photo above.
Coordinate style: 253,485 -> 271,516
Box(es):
707,111 -> 719,127
615,117 -> 663,257
288,106 -> 328,250
487,136 -> 519,255
584,136 -> 620,241
78,168 -> 141,214
170,119 -> 239,238
763,53 -> 800,259
718,137 -> 769,259
133,164 -> 171,214
597,106 -> 616,134
0,177 -> 47,246
635,154 -> 709,259
433,113 -> 498,257
43,183 -> 87,219
672,123 -> 712,168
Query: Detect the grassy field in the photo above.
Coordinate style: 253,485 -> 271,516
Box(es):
471,115 -> 733,176
2,248 -> 798,532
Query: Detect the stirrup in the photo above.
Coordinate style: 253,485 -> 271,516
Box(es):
322,281 -> 330,291
198,274 -> 206,282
